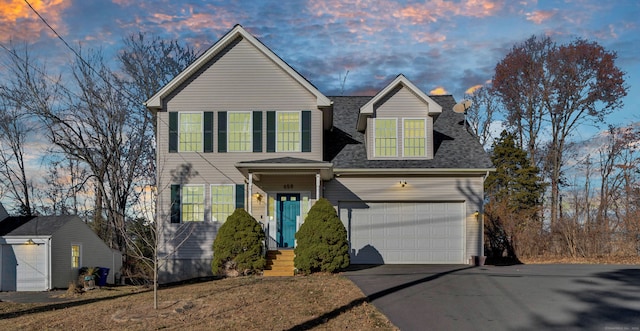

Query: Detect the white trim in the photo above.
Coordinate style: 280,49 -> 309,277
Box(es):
178,111 -> 204,153
276,111 -> 302,153
334,168 -> 496,175
71,243 -> 82,269
373,118 -> 398,158
357,74 -> 442,131
210,184 -> 235,223
145,25 -> 332,110
402,117 -> 428,158
227,111 -> 253,152
181,184 -> 206,222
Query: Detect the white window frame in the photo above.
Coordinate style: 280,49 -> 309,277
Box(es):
373,118 -> 398,157
71,243 -> 81,269
227,111 -> 253,152
211,184 -> 235,223
178,111 -> 204,153
402,118 -> 427,157
276,111 -> 301,152
181,184 -> 205,222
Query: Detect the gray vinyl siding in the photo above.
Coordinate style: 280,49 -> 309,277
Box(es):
366,86 -> 434,160
50,218 -> 122,288
324,175 -> 485,260
155,38 -> 326,283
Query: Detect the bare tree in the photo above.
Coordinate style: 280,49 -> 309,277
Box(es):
0,44 -> 50,216
492,36 -> 627,227
466,86 -> 498,149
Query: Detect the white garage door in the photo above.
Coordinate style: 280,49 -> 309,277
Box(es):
14,244 -> 47,291
339,202 -> 465,264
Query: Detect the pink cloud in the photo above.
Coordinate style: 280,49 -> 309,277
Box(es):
394,0 -> 504,24
413,31 -> 447,43
525,9 -> 557,24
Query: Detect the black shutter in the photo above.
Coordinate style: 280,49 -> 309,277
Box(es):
266,111 -> 276,152
170,184 -> 181,223
204,112 -> 214,153
301,110 -> 311,152
218,111 -> 227,153
253,111 -> 262,152
235,184 -> 245,209
169,112 -> 178,153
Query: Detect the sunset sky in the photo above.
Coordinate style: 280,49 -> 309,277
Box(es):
0,1 -> 639,158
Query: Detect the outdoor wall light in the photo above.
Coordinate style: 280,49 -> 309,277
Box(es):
400,180 -> 407,187
254,193 -> 263,202
473,210 -> 480,221
25,239 -> 36,245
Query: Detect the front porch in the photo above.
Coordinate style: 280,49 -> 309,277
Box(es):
236,157 -> 333,251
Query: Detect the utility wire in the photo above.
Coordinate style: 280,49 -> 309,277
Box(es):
21,0 -> 237,185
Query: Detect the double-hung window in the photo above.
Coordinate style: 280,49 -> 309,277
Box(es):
71,244 -> 80,268
277,112 -> 301,152
227,112 -> 252,152
179,113 -> 203,152
211,185 -> 235,222
403,119 -> 426,157
374,118 -> 397,157
181,185 -> 205,222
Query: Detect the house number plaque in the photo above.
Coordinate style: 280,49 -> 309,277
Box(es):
283,184 -> 293,189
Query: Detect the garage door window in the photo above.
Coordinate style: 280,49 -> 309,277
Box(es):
71,244 -> 81,268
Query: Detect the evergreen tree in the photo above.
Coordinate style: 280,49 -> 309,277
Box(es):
485,130 -> 546,260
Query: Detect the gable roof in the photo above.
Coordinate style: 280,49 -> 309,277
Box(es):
327,94 -> 494,172
356,74 -> 442,132
0,215 -> 79,237
145,24 -> 332,110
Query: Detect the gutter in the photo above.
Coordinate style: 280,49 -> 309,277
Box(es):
334,168 -> 497,176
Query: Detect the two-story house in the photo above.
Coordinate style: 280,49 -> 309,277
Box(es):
146,25 -> 494,283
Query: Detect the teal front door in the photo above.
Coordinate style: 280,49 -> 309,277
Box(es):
276,193 -> 300,248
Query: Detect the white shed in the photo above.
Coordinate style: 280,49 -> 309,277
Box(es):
0,213 -> 123,291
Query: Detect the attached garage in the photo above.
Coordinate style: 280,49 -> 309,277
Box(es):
339,202 -> 466,264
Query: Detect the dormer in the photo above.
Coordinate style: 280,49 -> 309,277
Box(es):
356,75 -> 442,160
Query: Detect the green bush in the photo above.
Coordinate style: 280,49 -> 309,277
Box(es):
212,208 -> 266,276
294,198 -> 349,274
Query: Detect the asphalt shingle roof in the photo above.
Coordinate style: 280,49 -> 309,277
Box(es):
327,95 -> 494,169
0,215 -> 78,236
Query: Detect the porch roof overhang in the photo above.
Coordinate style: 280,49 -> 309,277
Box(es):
235,157 -> 334,180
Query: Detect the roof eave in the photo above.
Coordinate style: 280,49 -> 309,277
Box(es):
145,25 -> 331,110
334,168 -> 496,176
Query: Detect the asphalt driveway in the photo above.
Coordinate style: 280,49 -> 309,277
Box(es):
344,264 -> 640,331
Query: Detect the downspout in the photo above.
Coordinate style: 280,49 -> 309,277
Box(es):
480,170 -> 490,259
248,173 -> 253,215
315,173 -> 321,200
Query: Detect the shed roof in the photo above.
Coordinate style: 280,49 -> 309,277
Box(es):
0,215 -> 80,236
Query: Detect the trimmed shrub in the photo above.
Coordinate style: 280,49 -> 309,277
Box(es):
212,208 -> 266,277
294,198 -> 349,274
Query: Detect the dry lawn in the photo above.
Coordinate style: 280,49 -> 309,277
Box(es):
0,274 -> 397,331
520,255 -> 640,265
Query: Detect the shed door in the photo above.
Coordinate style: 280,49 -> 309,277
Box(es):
14,244 -> 47,291
340,202 -> 465,264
